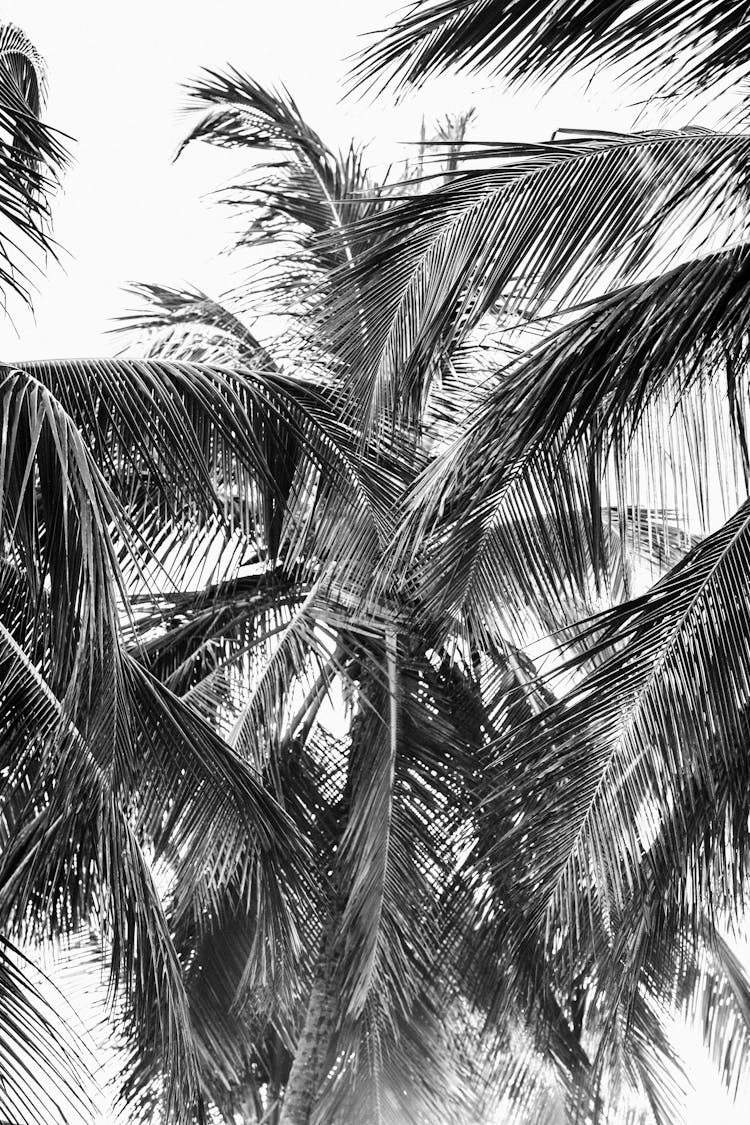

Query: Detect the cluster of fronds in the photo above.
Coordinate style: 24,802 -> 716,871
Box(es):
6,5 -> 750,1125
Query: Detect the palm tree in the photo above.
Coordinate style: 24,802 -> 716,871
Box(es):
0,27 -> 330,1125
339,0 -> 750,1115
115,77 -> 496,1125
6,8 -> 750,1125
0,27 -> 483,1125
115,42 -> 750,1124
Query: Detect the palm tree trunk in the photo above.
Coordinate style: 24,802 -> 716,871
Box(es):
279,672 -> 379,1124
278,913 -> 339,1125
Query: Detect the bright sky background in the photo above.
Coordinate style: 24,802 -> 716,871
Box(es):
0,0 -> 647,361
1,2 -> 746,1122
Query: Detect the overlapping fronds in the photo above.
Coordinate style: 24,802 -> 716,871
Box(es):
179,69 -> 376,296
325,128 -> 750,433
118,704 -> 350,1122
484,499 -> 750,994
336,655 -> 463,1020
389,242 -> 750,641
8,356 -> 405,589
0,356 -> 318,1122
0,594 -> 309,1122
317,651 -> 479,1123
115,283 -> 274,367
8,6 -> 750,1120
443,651 -> 593,1089
0,624 -> 208,1121
12,355 -> 313,563
0,364 -> 129,673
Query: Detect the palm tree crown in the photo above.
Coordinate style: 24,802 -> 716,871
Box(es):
5,6 -> 750,1125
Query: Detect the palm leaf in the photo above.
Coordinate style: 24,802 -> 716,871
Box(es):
0,939 -> 91,1124
9,356 -> 403,588
353,0 -> 750,105
687,930 -> 750,1098
325,130 -> 750,433
0,366 -> 312,1118
0,627 -> 309,1122
114,282 -> 275,368
179,69 -> 376,289
0,23 -> 68,312
392,243 -> 750,640
316,649 -> 495,1123
485,498 -> 750,994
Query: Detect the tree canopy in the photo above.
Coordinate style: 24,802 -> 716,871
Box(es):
3,6 -> 750,1124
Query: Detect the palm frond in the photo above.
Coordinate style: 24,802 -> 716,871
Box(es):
444,650 -> 593,1090
130,568 -> 309,703
606,988 -> 687,1125
326,130 -> 750,433
179,69 -> 375,289
0,23 -> 68,312
352,0 -> 750,105
114,283 -> 275,368
0,364 -> 130,678
10,357 -> 403,586
386,437 -> 605,648
485,499 -> 750,993
391,243 -> 750,640
0,939 -> 91,1124
317,651 -> 488,1122
0,484 -> 309,1125
0,638 -> 208,1122
686,930 -> 750,1098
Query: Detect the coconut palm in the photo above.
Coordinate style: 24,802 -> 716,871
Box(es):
112,47 -> 750,1124
0,26 -> 479,1125
341,0 -> 750,1116
5,9 -> 750,1125
0,26 -> 345,1125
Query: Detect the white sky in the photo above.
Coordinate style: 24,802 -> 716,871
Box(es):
0,0 -> 646,361
0,2 -> 745,1122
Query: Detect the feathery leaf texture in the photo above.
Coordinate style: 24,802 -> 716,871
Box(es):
325,128 -> 750,433
0,23 -> 68,311
7,11 -> 750,1123
353,0 -> 750,103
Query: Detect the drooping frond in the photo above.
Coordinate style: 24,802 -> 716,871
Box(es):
325,129 -> 750,433
0,630 -> 208,1122
445,650 -> 593,1089
0,940 -> 91,1124
391,243 -> 750,641
118,703 -> 348,1122
0,590 -> 311,1121
485,499 -> 750,992
0,364 -> 129,675
11,356 -> 305,563
686,931 -> 750,1098
353,0 -> 750,105
9,356 -> 404,586
382,435 -> 606,649
0,357 -> 318,1121
114,283 -> 274,367
179,69 -> 375,291
0,23 -> 68,312
322,651 -> 481,1124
